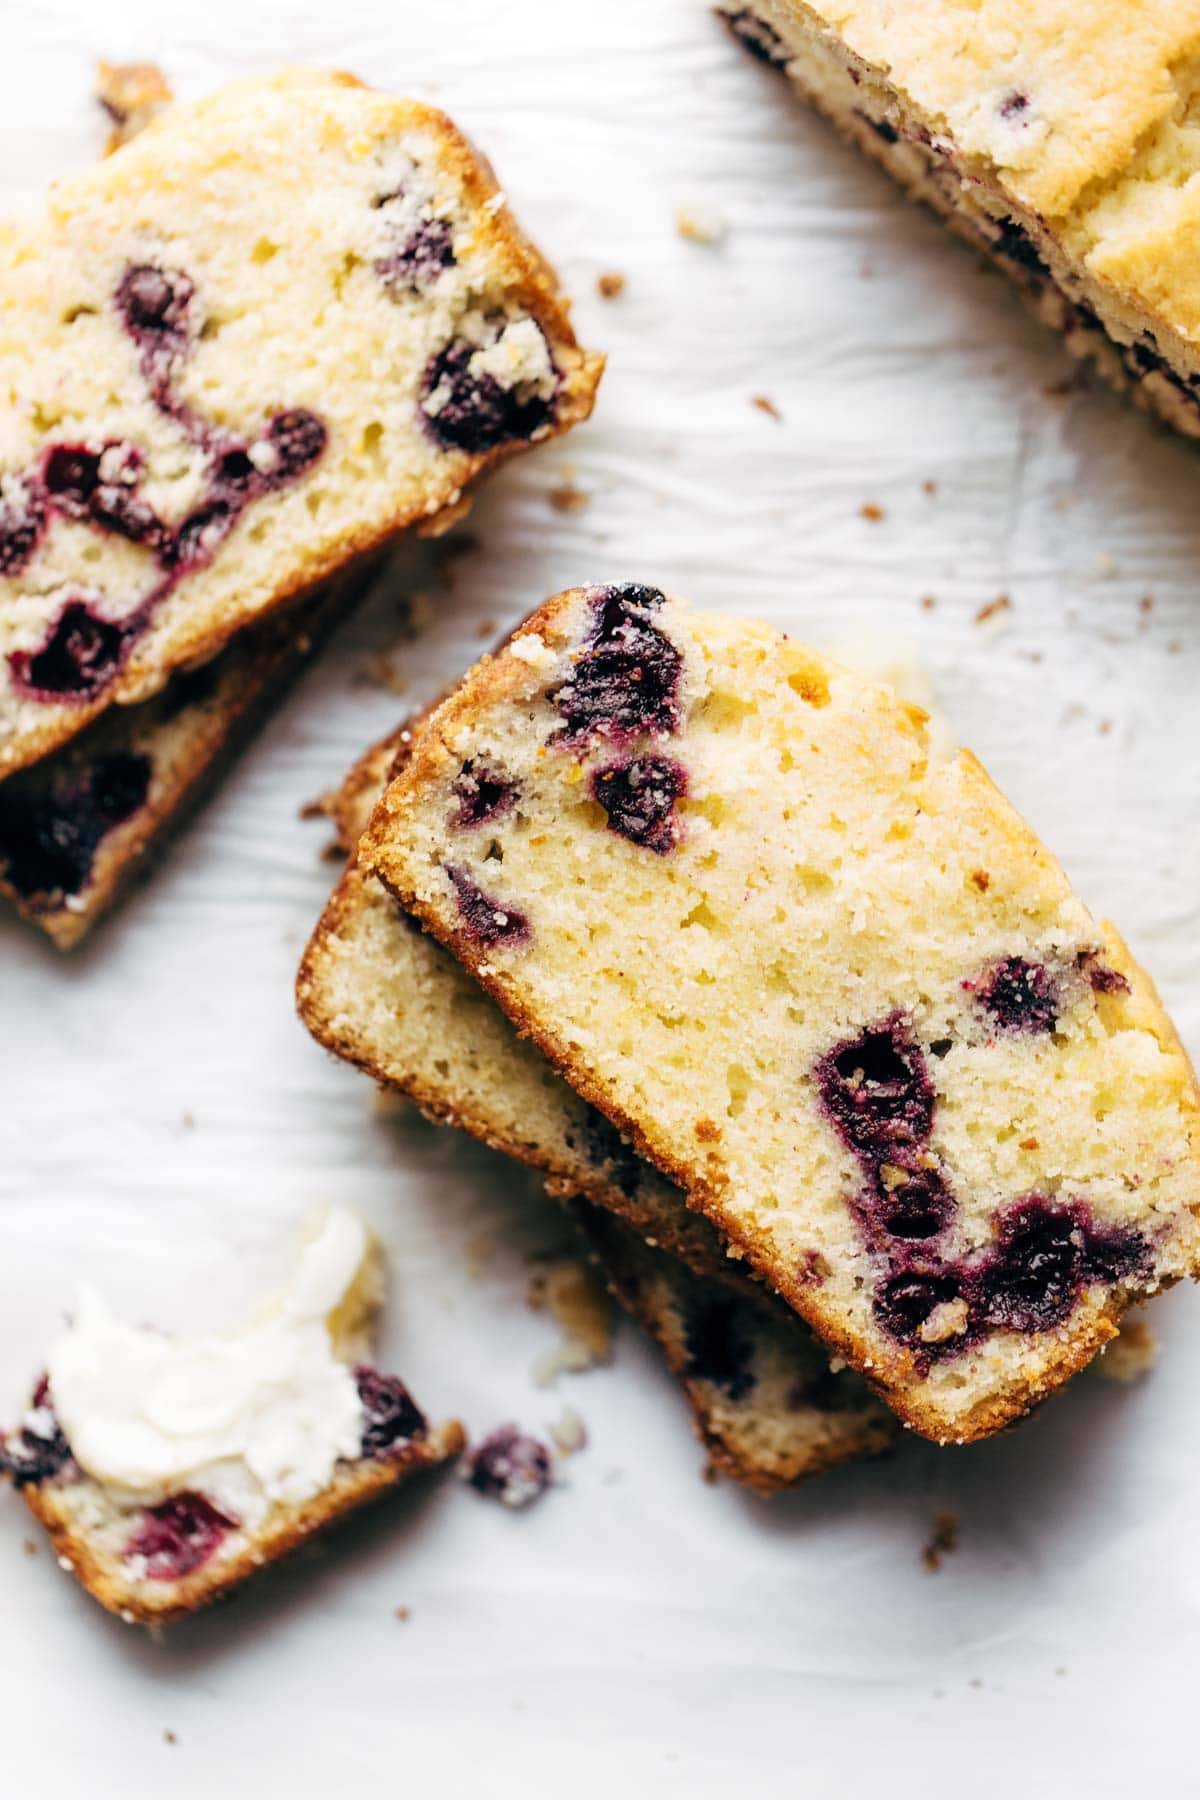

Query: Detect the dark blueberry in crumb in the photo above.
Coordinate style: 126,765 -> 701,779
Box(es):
115,262 -> 194,347
0,1376 -> 72,1488
604,583 -> 666,610
718,7 -> 789,69
464,1426 -> 552,1508
1082,954 -> 1131,996
452,761 -> 519,829
0,750 -> 151,900
260,408 -> 327,486
869,1162 -> 955,1241
0,475 -> 47,575
420,334 -> 556,453
682,1291 -> 757,1400
550,586 -> 682,747
975,956 -> 1058,1035
978,1197 -> 1148,1334
376,216 -> 455,292
815,1016 -> 935,1162
355,1365 -> 427,1457
992,220 -> 1048,279
44,442 -> 165,551
42,444 -> 101,517
1000,91 -> 1029,119
874,1270 -> 963,1348
166,497 -> 239,571
868,118 -> 900,144
446,864 -> 530,947
581,1105 -> 643,1198
591,753 -> 686,853
9,599 -> 131,701
125,1491 -> 236,1580
212,446 -> 258,493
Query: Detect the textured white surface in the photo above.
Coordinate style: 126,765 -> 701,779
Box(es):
3,3 -> 1200,1794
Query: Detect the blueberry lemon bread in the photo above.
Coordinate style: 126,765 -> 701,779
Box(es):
297,724 -> 895,1487
720,2 -> 1200,440
363,584 -> 1200,1442
0,565 -> 372,948
0,68 -> 602,776
0,1209 -> 463,1623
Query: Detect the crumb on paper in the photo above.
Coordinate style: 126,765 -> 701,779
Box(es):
1139,594 -> 1155,615
464,1233 -> 496,1281
394,1604 -> 411,1622
528,1258 -> 614,1386
163,1730 -> 178,1746
676,205 -> 728,245
1098,1314 -> 1159,1385
547,482 -> 590,514
95,60 -> 173,153
859,502 -> 885,522
921,1510 -> 960,1572
596,271 -> 626,299
550,1406 -> 588,1458
1093,552 -> 1118,579
180,1110 -> 196,1131
920,594 -> 937,610
474,615 -> 498,639
353,652 -> 410,696
702,1461 -> 721,1486
974,594 -> 1011,625
921,479 -> 938,496
22,1538 -> 36,1557
751,394 -> 783,421
299,790 -> 338,821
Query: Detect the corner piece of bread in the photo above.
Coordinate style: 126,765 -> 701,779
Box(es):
361,584 -> 1200,1443
0,68 -> 602,777
1,1227 -> 463,1625
298,721 -> 896,1488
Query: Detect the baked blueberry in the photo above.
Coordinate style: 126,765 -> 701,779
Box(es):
355,1365 -> 427,1456
591,754 -> 686,853
124,1491 -> 236,1580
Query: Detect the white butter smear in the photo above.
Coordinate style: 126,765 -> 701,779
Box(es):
47,1209 -> 369,1529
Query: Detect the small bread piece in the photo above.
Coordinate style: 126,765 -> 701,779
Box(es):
1,1211 -> 463,1624
0,69 -> 602,776
719,3 -> 1200,441
363,584 -> 1200,1443
298,725 -> 896,1487
0,561 -> 375,948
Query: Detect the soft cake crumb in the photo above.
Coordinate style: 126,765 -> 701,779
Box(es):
509,632 -> 557,671
676,205 -> 728,245
921,1511 -> 960,1571
528,1258 -> 614,1385
1098,1315 -> 1159,1384
550,1406 -> 588,1457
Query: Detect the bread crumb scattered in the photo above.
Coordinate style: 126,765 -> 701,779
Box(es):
353,652 -> 410,696
528,1258 -> 614,1385
974,594 -> 1011,625
921,1510 -> 959,1571
860,502 -> 885,521
547,483 -> 590,514
1098,1314 -> 1159,1384
394,1604 -> 411,1622
596,271 -> 626,299
1138,594 -> 1155,615
95,60 -> 172,153
550,1406 -> 588,1457
299,790 -> 338,821
163,1730 -> 178,1746
22,1538 -> 37,1557
921,479 -> 938,496
1093,552 -> 1118,579
751,394 -> 783,421
920,594 -> 937,610
676,205 -> 728,245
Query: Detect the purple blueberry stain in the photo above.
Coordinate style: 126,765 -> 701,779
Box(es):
550,584 -> 682,748
973,956 -> 1059,1035
464,1426 -> 552,1509
1000,91 -> 1030,120
42,441 -> 166,551
452,761 -> 519,830
446,864 -> 530,948
865,1161 -> 956,1243
591,754 -> 687,853
1081,953 -> 1131,996
124,1491 -> 236,1580
874,1270 -> 965,1350
0,749 -> 151,900
376,215 -> 455,293
0,475 -> 47,576
815,1015 -> 936,1163
681,1291 -> 756,1400
0,1376 -> 73,1488
420,329 -> 557,453
9,600 -> 133,702
355,1365 -> 428,1458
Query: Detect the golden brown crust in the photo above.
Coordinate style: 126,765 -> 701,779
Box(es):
22,1421 -> 464,1625
1,79 -> 604,777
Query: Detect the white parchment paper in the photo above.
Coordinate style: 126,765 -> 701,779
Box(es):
2,3 -> 1199,1793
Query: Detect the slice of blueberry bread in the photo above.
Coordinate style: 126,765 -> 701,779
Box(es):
0,560 -> 374,948
0,1209 -> 463,1624
297,724 -> 895,1487
719,4 -> 1200,442
571,1202 -> 894,1492
363,584 -> 1200,1443
0,68 -> 602,777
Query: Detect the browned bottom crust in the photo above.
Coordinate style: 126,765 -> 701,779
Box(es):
23,1420 -> 464,1625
